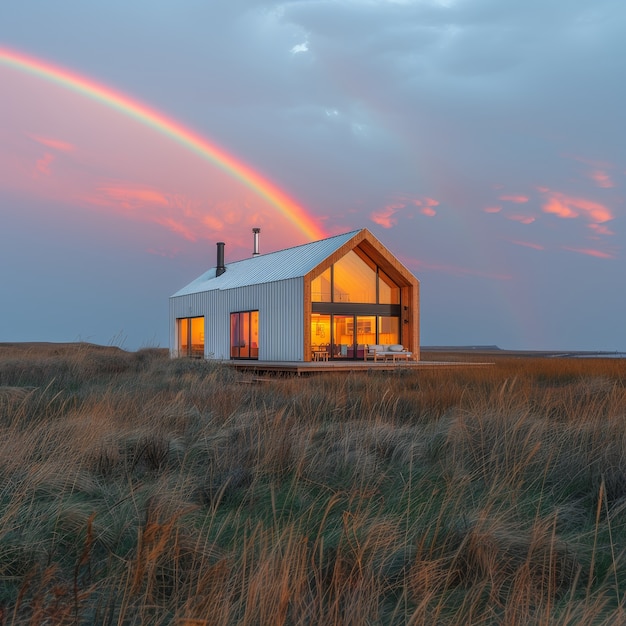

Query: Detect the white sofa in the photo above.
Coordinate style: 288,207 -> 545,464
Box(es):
365,344 -> 412,362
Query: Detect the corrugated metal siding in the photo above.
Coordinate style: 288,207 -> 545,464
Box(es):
170,277 -> 304,361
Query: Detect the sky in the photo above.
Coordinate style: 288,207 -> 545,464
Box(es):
1,0 -> 624,352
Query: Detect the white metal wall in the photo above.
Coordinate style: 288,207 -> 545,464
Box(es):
169,277 -> 304,361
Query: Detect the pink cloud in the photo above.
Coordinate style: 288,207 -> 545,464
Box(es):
562,247 -> 615,259
507,214 -> 536,225
413,197 -> 439,207
370,203 -> 405,228
540,189 -> 613,223
80,184 -> 208,241
35,153 -> 54,176
589,170 -> 614,188
153,217 -> 198,242
567,153 -> 613,170
499,194 -> 529,203
588,223 -> 614,236
511,240 -> 544,250
28,134 -> 76,152
371,195 -> 441,228
96,185 -> 170,210
202,215 -> 224,230
484,206 -> 502,214
542,197 -> 578,219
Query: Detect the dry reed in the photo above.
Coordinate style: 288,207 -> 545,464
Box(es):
0,343 -> 625,624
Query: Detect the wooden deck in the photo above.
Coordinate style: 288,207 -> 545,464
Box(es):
223,359 -> 493,375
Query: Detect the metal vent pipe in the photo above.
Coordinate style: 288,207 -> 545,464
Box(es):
252,228 -> 261,256
216,242 -> 226,276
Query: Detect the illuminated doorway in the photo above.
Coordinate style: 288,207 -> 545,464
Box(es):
230,311 -> 259,359
177,316 -> 204,358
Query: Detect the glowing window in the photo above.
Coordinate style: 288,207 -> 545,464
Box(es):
378,269 -> 400,304
230,311 -> 259,359
311,267 -> 332,302
333,250 -> 376,303
177,316 -> 204,358
378,316 -> 400,346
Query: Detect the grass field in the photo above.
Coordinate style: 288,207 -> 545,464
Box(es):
1,343 -> 626,625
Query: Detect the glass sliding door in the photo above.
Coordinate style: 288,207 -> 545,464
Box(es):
250,311 -> 259,358
333,315 -> 354,359
378,316 -> 400,346
353,315 -> 375,359
230,311 -> 259,360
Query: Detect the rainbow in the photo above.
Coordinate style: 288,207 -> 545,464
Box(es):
0,46 -> 326,241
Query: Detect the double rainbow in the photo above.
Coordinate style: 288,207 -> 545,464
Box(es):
0,46 -> 326,241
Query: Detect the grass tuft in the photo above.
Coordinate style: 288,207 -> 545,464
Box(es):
1,343 -> 626,623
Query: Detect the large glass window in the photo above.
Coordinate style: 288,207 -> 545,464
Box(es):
333,251 -> 377,303
311,248 -> 401,305
230,311 -> 259,359
311,268 -> 332,302
177,316 -> 204,358
379,269 -> 400,304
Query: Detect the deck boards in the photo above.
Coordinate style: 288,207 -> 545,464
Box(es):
222,359 -> 493,375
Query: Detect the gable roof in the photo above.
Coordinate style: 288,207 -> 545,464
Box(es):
171,230 -> 361,297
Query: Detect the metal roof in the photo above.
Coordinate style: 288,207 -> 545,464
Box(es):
171,230 -> 361,297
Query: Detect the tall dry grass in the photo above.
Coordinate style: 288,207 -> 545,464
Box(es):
0,344 -> 625,624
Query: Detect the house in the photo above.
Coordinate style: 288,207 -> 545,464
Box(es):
169,228 -> 419,362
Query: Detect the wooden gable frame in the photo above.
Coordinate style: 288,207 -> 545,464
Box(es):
303,229 -> 420,361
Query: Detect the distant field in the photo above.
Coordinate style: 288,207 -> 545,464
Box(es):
1,343 -> 625,624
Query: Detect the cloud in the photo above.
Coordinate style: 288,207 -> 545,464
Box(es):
484,206 -> 502,213
562,247 -> 615,259
81,184 -> 203,240
589,170 -> 614,188
511,240 -> 544,250
96,185 -> 170,210
412,197 -> 439,207
370,202 -> 405,228
152,217 -> 198,242
28,134 -> 76,152
499,195 -> 529,203
507,214 -> 535,225
35,153 -> 54,176
291,42 -> 309,54
568,155 -> 617,188
202,215 -> 224,231
588,223 -> 614,236
540,189 -> 613,224
371,195 -> 440,227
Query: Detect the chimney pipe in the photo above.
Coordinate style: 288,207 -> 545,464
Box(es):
216,242 -> 226,276
252,227 -> 261,256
